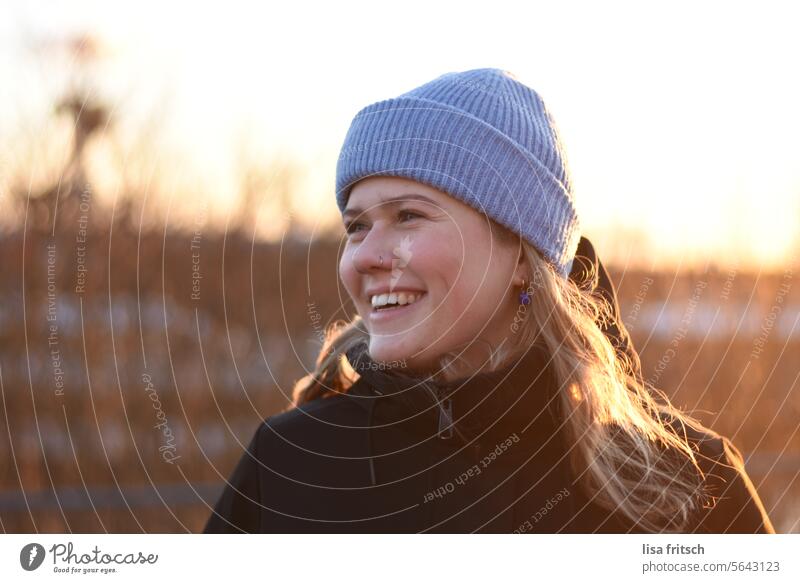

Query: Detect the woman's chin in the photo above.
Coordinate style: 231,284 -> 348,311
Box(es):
368,340 -> 443,376
366,341 -> 410,366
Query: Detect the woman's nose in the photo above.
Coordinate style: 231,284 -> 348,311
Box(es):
350,226 -> 394,275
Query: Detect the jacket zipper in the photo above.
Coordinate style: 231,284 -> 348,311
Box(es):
419,380 -> 454,439
423,383 -> 484,467
433,387 -> 481,461
438,392 -> 453,439
433,383 -> 454,440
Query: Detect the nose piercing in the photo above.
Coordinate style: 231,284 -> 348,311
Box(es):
379,255 -> 384,267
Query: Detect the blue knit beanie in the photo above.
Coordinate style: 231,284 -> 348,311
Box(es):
335,68 -> 581,278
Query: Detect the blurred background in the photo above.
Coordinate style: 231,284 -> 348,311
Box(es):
0,0 -> 798,533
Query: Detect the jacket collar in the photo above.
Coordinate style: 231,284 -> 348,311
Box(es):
345,339 -> 564,447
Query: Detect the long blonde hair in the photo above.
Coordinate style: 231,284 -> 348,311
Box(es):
291,234 -> 712,533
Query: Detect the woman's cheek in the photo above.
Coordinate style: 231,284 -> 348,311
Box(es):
339,255 -> 359,306
439,286 -> 470,323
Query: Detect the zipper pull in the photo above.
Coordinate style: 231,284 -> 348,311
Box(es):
437,391 -> 454,440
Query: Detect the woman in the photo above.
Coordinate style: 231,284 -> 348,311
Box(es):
204,68 -> 774,533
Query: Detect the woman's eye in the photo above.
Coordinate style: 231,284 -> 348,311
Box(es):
398,210 -> 421,222
345,210 -> 421,236
345,222 -> 365,235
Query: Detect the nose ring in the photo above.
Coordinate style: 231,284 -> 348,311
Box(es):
379,255 -> 383,267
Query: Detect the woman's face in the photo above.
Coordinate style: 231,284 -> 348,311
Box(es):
339,176 -> 527,374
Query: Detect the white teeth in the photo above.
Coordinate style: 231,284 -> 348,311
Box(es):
370,291 -> 422,308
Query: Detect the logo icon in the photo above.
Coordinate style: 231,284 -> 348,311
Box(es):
389,235 -> 413,291
20,543 -> 46,571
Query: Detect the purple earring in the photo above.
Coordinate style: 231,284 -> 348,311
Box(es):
519,278 -> 531,305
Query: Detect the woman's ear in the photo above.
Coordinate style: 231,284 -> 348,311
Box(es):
513,245 -> 529,288
493,222 -> 528,286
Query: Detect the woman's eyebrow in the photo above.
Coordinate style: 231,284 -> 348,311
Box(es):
342,193 -> 437,219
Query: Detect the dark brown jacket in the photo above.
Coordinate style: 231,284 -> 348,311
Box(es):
204,237 -> 775,533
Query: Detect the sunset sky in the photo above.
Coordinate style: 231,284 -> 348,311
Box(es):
2,0 -> 798,270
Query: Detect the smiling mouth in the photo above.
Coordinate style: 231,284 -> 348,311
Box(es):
369,291 -> 426,312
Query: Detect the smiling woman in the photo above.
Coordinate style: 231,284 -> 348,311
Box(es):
204,68 -> 774,534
